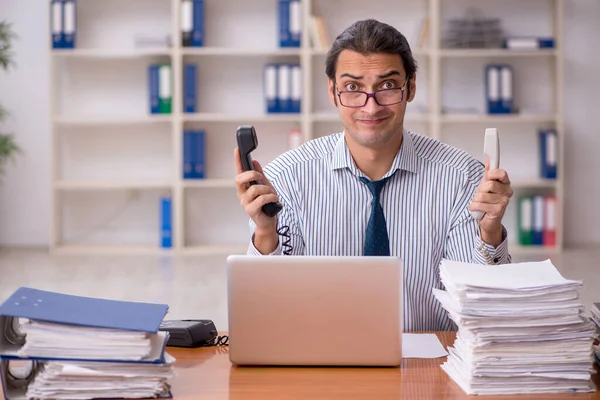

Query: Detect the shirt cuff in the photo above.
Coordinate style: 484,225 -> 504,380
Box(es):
247,232 -> 282,256
473,225 -> 510,265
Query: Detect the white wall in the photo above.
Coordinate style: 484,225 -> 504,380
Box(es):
562,0 -> 600,247
0,1 -> 51,245
0,0 -> 599,247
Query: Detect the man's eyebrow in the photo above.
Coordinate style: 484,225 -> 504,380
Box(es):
339,73 -> 362,79
338,70 -> 403,80
378,70 -> 402,79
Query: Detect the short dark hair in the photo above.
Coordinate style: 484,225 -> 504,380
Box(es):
325,19 -> 417,98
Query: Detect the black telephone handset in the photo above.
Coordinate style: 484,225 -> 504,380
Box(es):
236,125 -> 283,218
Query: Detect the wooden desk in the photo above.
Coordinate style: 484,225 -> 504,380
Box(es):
0,332 -> 597,399
169,331 -> 600,400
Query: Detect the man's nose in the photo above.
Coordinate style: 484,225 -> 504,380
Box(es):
361,94 -> 383,114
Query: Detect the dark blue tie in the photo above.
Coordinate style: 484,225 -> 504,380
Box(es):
359,176 -> 391,256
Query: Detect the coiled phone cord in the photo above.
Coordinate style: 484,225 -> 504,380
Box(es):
277,225 -> 293,255
251,226 -> 292,255
208,335 -> 229,346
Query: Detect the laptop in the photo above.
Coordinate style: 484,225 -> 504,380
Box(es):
226,255 -> 403,367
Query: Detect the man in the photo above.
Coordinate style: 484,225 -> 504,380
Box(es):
233,19 -> 513,331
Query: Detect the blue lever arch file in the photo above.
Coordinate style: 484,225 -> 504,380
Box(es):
50,0 -> 63,48
539,129 -> 557,179
0,287 -> 168,333
62,0 -> 76,49
0,287 -> 170,363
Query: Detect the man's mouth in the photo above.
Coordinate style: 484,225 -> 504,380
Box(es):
357,117 -> 388,126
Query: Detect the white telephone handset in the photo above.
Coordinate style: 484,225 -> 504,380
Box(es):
470,128 -> 500,221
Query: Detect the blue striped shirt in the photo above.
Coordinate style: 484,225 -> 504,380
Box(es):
247,128 -> 511,332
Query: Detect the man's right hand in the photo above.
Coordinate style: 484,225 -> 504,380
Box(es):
234,148 -> 280,253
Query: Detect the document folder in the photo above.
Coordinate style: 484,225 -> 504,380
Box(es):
0,287 -> 170,363
0,319 -> 170,364
0,287 -> 168,333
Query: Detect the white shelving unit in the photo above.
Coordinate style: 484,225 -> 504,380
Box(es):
50,0 -> 564,256
431,0 -> 564,258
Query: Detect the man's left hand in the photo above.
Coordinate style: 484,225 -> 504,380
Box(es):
468,157 -> 514,247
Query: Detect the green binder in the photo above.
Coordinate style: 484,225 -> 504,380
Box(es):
158,64 -> 172,114
518,196 -> 533,245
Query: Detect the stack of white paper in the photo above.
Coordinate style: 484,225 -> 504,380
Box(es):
593,303 -> 600,368
11,320 -> 176,400
433,259 -> 598,395
26,354 -> 175,400
17,320 -> 165,361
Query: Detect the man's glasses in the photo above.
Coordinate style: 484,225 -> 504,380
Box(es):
335,79 -> 408,108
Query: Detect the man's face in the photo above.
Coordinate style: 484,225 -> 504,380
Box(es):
328,50 -> 416,149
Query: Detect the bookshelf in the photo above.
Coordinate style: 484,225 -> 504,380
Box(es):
50,0 -> 564,257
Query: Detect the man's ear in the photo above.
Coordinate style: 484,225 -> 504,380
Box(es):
407,73 -> 417,103
328,78 -> 338,107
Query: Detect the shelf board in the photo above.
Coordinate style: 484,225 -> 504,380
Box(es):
52,244 -> 172,256
53,243 -> 556,257
182,47 -> 302,56
310,48 -> 329,56
55,178 -> 555,190
509,244 -> 560,256
510,179 -> 557,189
310,113 -> 341,122
183,179 -> 235,188
52,48 -> 172,59
439,49 -> 557,58
54,115 -> 173,126
406,113 -> 431,123
182,244 -> 249,255
311,113 -> 431,123
52,244 -> 249,256
55,180 -> 172,190
183,178 -> 554,189
440,114 -> 557,123
183,113 -> 302,123
310,48 -> 430,57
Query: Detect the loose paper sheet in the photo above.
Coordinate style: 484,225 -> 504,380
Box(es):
402,333 -> 448,358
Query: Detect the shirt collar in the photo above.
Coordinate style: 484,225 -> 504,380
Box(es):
330,128 -> 418,176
